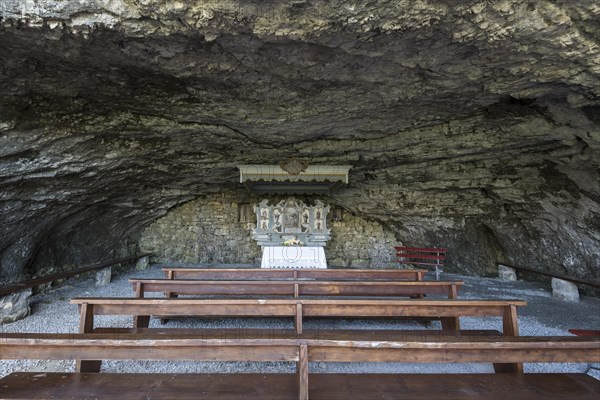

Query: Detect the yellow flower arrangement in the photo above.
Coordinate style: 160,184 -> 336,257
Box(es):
282,238 -> 304,246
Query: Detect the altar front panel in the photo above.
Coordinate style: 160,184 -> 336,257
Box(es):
260,246 -> 327,269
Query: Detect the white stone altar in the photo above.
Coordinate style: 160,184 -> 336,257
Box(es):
260,246 -> 327,269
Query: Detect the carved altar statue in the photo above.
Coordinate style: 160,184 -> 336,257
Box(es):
252,198 -> 331,247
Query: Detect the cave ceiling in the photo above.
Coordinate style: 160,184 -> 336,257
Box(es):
0,1 -> 599,281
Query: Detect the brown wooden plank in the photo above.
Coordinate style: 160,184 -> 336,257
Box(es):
295,303 -> 303,334
70,298 -> 526,307
297,345 -> 308,400
396,253 -> 446,260
297,269 -> 426,281
93,302 -> 297,318
309,373 -> 600,400
2,333 -> 597,345
129,279 -> 463,298
570,329 -> 600,337
0,253 -> 151,297
1,334 -> 598,363
395,246 -> 448,253
1,373 -> 597,400
89,328 -> 504,340
396,261 -> 445,267
163,268 -> 427,281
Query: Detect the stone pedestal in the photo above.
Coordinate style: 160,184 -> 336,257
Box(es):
136,255 -> 150,270
551,277 -> 579,302
0,289 -> 31,324
95,267 -> 112,286
498,264 -> 517,281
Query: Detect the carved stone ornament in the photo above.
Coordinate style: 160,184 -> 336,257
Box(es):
280,158 -> 309,175
252,197 -> 331,247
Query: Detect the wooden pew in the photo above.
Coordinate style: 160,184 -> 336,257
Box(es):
163,267 -> 427,281
1,333 -> 598,400
129,278 -> 463,299
71,297 -> 524,336
70,297 -> 525,373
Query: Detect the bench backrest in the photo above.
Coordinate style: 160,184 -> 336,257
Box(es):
1,333 -> 597,364
130,279 -> 462,299
163,268 -> 426,281
2,333 -> 597,400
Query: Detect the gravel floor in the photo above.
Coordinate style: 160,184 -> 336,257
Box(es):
1,264 -> 599,379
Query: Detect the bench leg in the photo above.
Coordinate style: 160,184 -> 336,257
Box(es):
494,305 -> 523,373
76,303 -> 102,373
440,317 -> 460,331
158,292 -> 179,324
76,360 -> 102,373
297,344 -> 308,400
134,315 -> 151,329
295,303 -> 303,334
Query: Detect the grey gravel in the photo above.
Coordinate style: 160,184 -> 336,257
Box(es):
1,266 -> 598,379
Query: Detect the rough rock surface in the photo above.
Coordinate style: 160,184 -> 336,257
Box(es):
0,289 -> 31,324
0,1 -> 599,284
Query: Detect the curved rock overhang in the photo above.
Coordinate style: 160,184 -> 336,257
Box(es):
0,1 -> 598,283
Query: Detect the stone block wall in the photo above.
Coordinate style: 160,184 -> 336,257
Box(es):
139,194 -> 260,264
139,193 -> 399,267
326,214 -> 398,268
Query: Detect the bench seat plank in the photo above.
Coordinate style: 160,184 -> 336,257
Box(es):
91,328 -> 503,340
164,268 -> 427,281
1,373 -> 598,400
130,279 -> 463,298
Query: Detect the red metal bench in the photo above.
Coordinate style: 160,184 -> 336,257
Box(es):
395,246 -> 447,280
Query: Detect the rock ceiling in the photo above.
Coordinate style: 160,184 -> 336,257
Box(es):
0,1 -> 598,282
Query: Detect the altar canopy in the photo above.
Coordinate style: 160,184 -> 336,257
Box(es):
238,164 -> 351,195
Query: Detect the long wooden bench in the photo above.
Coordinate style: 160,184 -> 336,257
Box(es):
129,278 -> 463,299
70,297 -> 526,373
71,297 -> 524,336
163,267 -> 427,281
1,333 -> 598,399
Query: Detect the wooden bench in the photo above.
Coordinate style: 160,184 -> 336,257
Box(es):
71,297 -> 524,337
163,267 -> 427,281
129,278 -> 463,299
1,333 -> 598,399
70,297 -> 525,373
395,246 -> 446,280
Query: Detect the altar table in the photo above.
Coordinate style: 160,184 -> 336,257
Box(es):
260,246 -> 327,269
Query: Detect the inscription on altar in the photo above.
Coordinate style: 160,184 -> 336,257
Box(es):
252,198 -> 330,247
